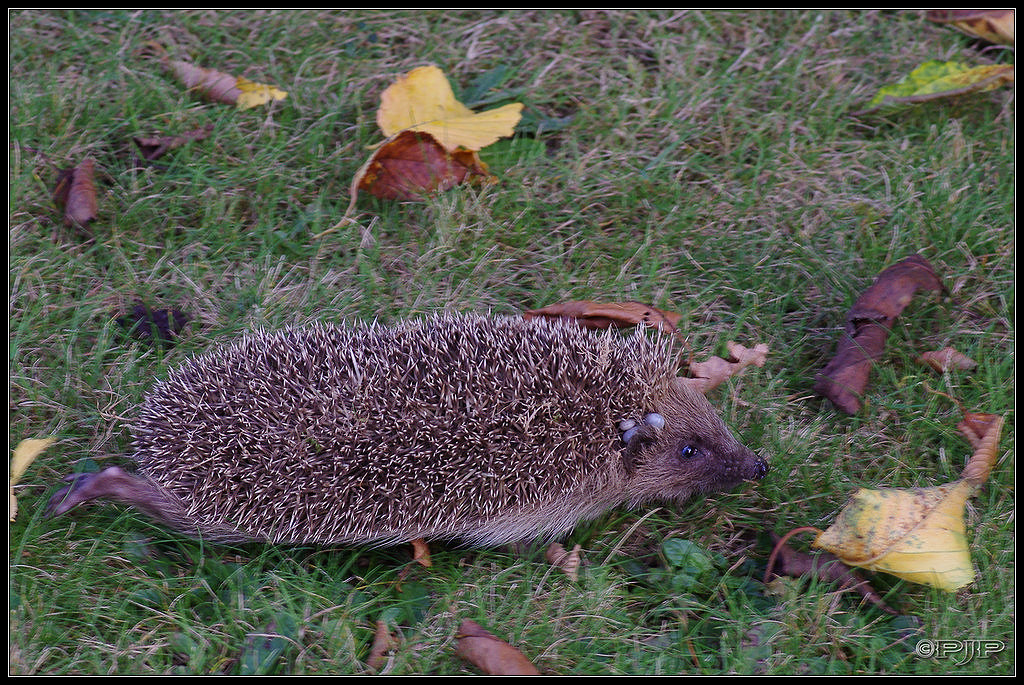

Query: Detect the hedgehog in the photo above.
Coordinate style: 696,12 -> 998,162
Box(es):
47,312 -> 768,547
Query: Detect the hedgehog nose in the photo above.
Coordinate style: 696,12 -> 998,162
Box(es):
751,456 -> 769,480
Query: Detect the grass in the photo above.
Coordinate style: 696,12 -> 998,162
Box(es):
8,9 -> 1014,675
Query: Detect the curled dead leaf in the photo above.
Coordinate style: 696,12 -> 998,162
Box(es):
956,411 -> 1001,451
455,620 -> 540,676
764,530 -> 896,614
411,537 -> 432,568
687,340 -> 770,393
545,542 -> 582,581
814,254 -> 943,414
366,620 -> 395,672
132,124 -> 214,161
958,414 -> 1003,486
523,300 -> 682,335
53,158 -> 98,229
917,346 -> 977,373
116,303 -> 190,348
166,59 -> 286,110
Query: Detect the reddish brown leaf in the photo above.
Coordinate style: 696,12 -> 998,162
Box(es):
917,346 -> 978,373
958,412 -> 1003,486
350,130 -> 494,204
523,300 -> 682,335
53,158 -> 98,229
133,124 -> 214,161
765,531 -> 897,615
455,620 -> 541,676
167,59 -> 241,105
813,254 -> 943,414
366,620 -> 395,672
116,303 -> 190,348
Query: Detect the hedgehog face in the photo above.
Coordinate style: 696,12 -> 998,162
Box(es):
622,379 -> 768,506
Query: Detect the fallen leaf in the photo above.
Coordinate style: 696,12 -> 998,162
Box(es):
927,9 -> 1015,46
545,542 -> 582,581
810,412 -> 1003,592
957,411 -> 1001,451
132,124 -> 214,161
349,129 -> 494,205
366,620 -> 395,672
11,437 -> 56,521
523,300 -> 682,335
764,531 -> 896,614
167,59 -> 287,110
958,414 -> 1003,486
814,254 -> 943,414
917,346 -> 977,373
687,340 -> 770,393
235,76 -> 289,110
53,158 -> 98,229
454,620 -> 541,676
855,60 -> 1014,116
411,537 -> 432,568
377,65 -> 523,152
116,303 -> 190,347
812,482 -> 976,592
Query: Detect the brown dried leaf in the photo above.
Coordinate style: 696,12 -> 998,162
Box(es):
958,413 -> 1003,486
687,340 -> 770,393
366,620 -> 395,672
814,254 -> 943,414
116,303 -> 190,348
523,300 -> 682,335
455,620 -> 541,676
765,532 -> 896,614
168,59 -> 240,104
132,123 -> 214,161
957,411 -> 1001,450
545,542 -> 582,581
411,537 -> 432,568
927,9 -> 1015,46
53,158 -> 98,229
165,60 -> 286,109
349,130 -> 494,206
917,346 -> 978,373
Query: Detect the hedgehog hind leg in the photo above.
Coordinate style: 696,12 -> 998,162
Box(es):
46,466 -> 173,519
47,466 -> 255,544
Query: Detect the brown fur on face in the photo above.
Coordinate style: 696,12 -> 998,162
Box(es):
623,378 -> 768,508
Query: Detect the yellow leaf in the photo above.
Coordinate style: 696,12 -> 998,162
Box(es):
813,482 -> 975,592
376,65 -> 523,152
10,437 -> 56,522
235,76 -> 288,111
167,59 -> 287,110
856,61 -> 1014,115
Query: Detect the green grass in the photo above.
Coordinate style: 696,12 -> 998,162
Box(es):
9,9 -> 1014,675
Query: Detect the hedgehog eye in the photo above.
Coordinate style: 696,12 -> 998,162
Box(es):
678,444 -> 699,460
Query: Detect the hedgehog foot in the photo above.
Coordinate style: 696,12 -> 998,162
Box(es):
46,466 -> 162,517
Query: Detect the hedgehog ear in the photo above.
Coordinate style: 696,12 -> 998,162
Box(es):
620,424 -> 657,475
669,376 -> 703,397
